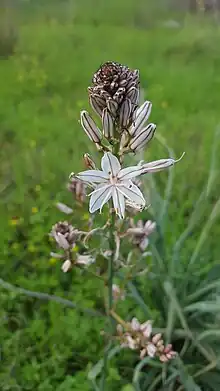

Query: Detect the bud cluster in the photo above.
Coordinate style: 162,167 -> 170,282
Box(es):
116,318 -> 176,362
79,61 -> 156,154
50,221 -> 93,272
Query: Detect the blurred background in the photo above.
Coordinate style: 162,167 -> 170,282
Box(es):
1,0 -> 220,390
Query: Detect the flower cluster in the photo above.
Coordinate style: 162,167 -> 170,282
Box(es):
116,318 -> 176,362
50,221 -> 93,272
50,61 -> 182,370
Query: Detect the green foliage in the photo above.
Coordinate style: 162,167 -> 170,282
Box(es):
1,1 -> 220,390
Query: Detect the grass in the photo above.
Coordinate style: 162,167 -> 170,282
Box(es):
1,1 -> 220,390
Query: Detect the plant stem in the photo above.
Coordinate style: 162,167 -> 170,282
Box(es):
100,208 -> 116,391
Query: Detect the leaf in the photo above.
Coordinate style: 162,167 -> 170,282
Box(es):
127,280 -> 154,318
176,357 -> 202,391
88,345 -> 121,381
121,384 -> 136,391
184,301 -> 220,314
197,330 -> 220,342
189,198 -> 220,266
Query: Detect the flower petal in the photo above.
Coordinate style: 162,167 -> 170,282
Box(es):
118,165 -> 144,181
101,152 -> 121,176
117,182 -> 146,207
112,186 -> 125,219
76,170 -> 108,184
89,185 -> 112,213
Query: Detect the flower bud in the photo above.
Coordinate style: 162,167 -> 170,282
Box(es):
55,232 -> 70,250
62,259 -> 72,273
129,123 -> 156,152
146,343 -> 156,357
119,99 -> 132,128
127,86 -> 139,105
140,153 -> 185,174
130,101 -> 152,136
83,153 -> 96,169
89,95 -> 103,117
56,202 -> 73,215
106,99 -> 118,117
80,111 -> 102,143
152,333 -> 162,345
102,108 -> 114,139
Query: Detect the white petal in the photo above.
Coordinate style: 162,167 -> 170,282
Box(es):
56,202 -> 73,215
76,170 -> 108,184
89,185 -> 112,213
118,165 -> 144,181
101,152 -> 121,176
139,237 -> 149,252
112,186 -> 125,219
76,255 -> 94,266
131,318 -> 141,331
117,182 -> 146,207
140,321 -> 152,338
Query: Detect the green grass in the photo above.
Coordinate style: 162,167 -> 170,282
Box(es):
1,1 -> 220,390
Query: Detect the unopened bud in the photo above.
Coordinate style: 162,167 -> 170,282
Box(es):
83,153 -> 96,169
55,232 -> 70,250
80,111 -> 102,143
129,123 -> 156,152
130,100 -> 152,136
152,333 -> 162,345
164,344 -> 173,354
159,354 -> 169,363
89,95 -> 103,117
106,99 -> 118,117
140,153 -> 185,174
61,259 -> 72,273
56,202 -> 73,215
119,99 -> 132,128
146,343 -> 156,357
102,108 -> 114,139
127,86 -> 139,105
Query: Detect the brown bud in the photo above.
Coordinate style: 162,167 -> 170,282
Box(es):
83,153 -> 96,169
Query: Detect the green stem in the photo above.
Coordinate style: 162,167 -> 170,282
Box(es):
100,208 -> 116,391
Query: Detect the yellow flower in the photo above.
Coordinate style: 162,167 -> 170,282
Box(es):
72,245 -> 79,253
49,257 -> 59,265
31,207 -> 38,214
9,218 -> 20,226
82,213 -> 90,221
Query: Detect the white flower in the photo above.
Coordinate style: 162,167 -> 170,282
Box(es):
76,152 -> 146,219
74,152 -> 183,219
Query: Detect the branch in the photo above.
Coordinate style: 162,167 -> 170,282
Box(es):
0,278 -> 104,318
